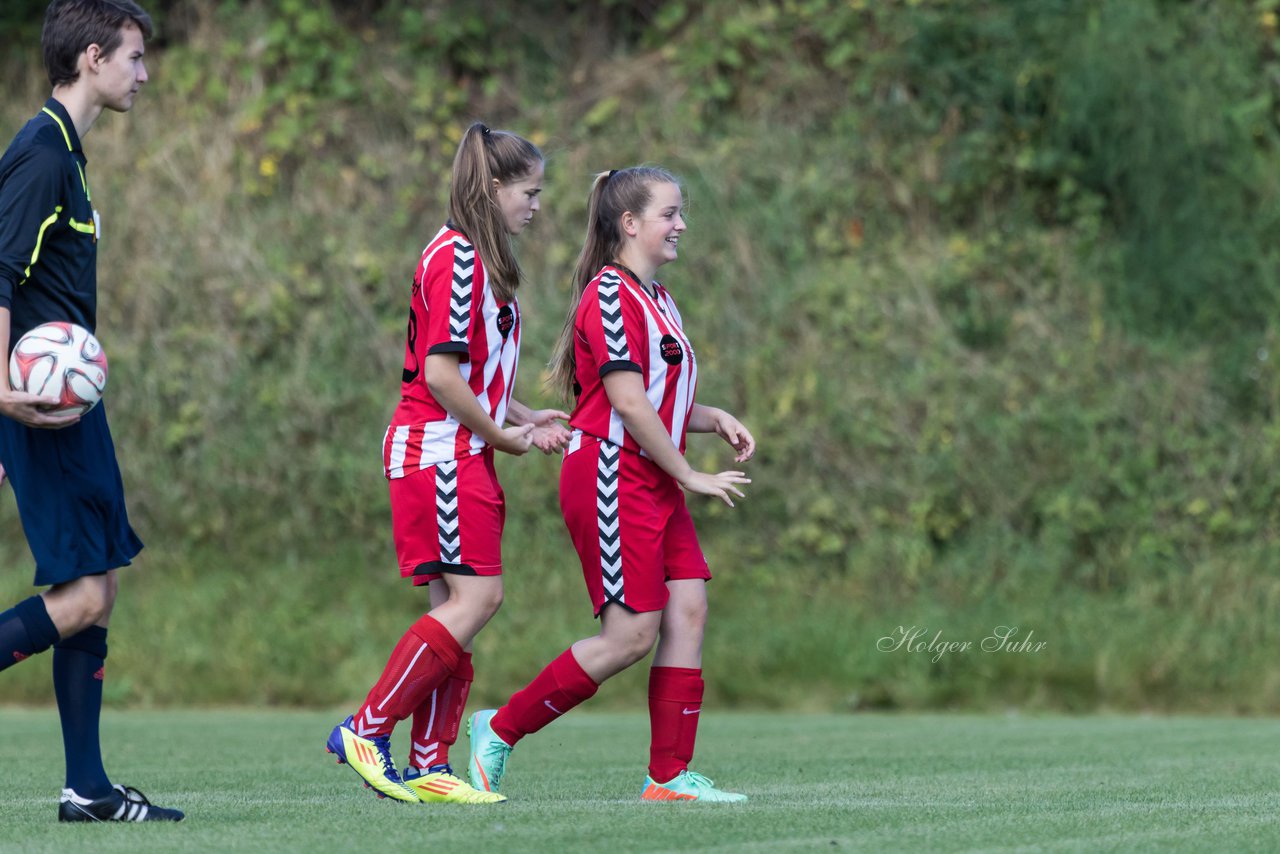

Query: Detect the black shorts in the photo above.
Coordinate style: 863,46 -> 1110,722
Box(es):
0,403 -> 142,585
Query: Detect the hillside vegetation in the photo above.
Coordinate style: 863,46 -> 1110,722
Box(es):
2,0 -> 1279,711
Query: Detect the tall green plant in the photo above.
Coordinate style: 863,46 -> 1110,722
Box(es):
1050,0 -> 1280,339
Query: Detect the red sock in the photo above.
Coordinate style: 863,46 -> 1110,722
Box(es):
354,614 -> 462,738
491,648 -> 598,746
409,652 -> 473,770
648,666 -> 703,783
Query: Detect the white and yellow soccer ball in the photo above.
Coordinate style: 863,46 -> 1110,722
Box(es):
8,322 -> 109,416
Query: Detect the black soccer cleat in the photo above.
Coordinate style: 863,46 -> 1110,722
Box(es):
58,784 -> 185,822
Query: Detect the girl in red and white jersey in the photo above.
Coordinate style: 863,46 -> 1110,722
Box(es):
468,166 -> 756,803
327,123 -> 570,805
563,264 -> 698,458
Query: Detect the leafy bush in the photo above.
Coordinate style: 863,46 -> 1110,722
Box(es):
3,0 -> 1280,711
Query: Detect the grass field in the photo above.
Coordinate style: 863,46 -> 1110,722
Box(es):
2,709 -> 1279,852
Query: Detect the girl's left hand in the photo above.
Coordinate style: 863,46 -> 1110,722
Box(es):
714,413 -> 756,463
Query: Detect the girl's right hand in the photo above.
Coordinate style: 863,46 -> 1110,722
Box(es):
678,469 -> 751,507
493,423 -> 535,456
530,422 -> 571,454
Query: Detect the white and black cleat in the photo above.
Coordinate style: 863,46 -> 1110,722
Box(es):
58,784 -> 185,822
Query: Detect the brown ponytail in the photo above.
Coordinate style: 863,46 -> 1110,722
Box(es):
546,166 -> 680,400
448,122 -> 543,303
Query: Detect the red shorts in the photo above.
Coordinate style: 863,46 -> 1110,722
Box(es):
389,448 -> 505,585
559,435 -> 710,616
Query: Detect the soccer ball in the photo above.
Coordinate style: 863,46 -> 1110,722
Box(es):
8,322 -> 109,416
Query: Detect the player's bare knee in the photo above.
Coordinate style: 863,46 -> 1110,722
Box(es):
622,625 -> 659,664
95,573 -> 119,621
44,578 -> 106,633
661,600 -> 706,647
79,579 -> 114,625
477,585 -> 504,620
677,596 -> 707,633
443,576 -> 504,625
459,582 -> 502,618
598,628 -> 651,667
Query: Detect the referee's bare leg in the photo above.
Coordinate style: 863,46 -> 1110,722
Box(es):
42,571 -> 118,634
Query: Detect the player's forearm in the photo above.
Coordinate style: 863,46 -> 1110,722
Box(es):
603,373 -> 695,482
0,308 -> 10,393
618,404 -> 695,482
424,355 -> 505,445
687,403 -> 726,434
505,399 -> 533,427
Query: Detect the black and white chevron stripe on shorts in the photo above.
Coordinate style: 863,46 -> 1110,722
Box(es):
596,440 -> 624,606
436,460 -> 461,564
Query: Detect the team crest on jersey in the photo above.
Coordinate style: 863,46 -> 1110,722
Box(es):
659,334 -> 683,365
497,304 -> 516,339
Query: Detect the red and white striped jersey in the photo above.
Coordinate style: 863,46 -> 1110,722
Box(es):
383,225 -> 521,478
567,264 -> 697,456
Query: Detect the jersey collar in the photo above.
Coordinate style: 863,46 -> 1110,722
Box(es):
609,263 -> 658,299
40,98 -> 84,155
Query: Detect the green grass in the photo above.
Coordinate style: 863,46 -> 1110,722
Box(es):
2,710 -> 1279,852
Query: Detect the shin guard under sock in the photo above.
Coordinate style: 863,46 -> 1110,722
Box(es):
409,652 -> 473,770
53,626 -> 111,798
0,596 -> 59,672
490,648 -> 598,746
354,614 -> 462,737
648,666 -> 704,783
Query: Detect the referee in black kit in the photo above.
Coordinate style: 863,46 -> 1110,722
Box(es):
0,0 -> 182,824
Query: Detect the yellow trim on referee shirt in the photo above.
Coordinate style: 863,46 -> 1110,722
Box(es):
41,107 -> 72,149
40,106 -> 91,202
21,205 -> 63,283
35,106 -> 96,242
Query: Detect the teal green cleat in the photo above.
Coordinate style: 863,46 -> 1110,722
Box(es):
467,709 -> 513,793
641,770 -> 747,803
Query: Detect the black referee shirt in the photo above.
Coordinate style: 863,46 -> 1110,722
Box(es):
0,98 -> 98,347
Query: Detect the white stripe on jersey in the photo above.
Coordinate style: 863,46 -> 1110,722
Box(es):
631,283 -> 696,455
607,406 -> 627,448
416,233 -> 456,314
418,421 -> 462,469
386,422 -> 469,476
386,425 -> 410,479
479,289 -> 519,424
658,289 -> 697,446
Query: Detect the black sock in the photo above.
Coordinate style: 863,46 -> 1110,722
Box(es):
0,596 -> 59,672
53,626 -> 112,799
